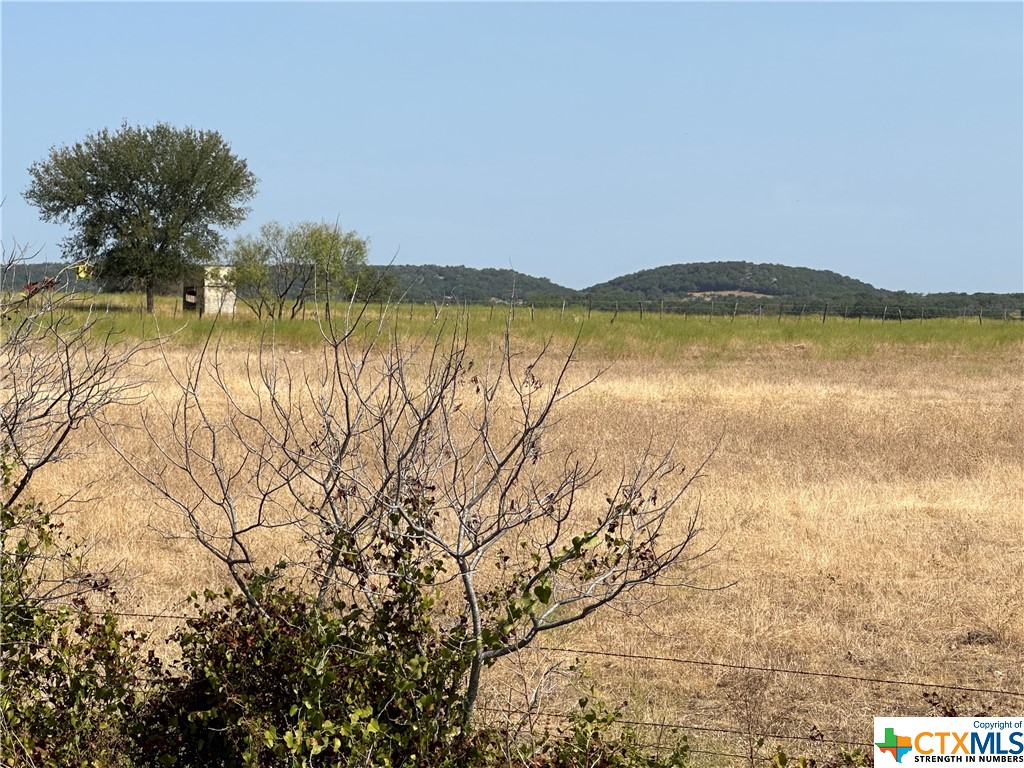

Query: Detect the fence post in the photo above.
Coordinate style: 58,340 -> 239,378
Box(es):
778,303 -> 783,323
897,308 -> 903,324
978,309 -> 983,325
660,299 -> 664,318
822,304 -> 828,324
639,301 -> 644,320
588,299 -> 592,320
731,301 -> 738,322
560,300 -> 565,321
882,306 -> 888,323
530,303 -> 534,322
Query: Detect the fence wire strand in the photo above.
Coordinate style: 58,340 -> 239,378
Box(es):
478,705 -> 875,749
532,645 -> 1024,699
23,605 -> 1019,699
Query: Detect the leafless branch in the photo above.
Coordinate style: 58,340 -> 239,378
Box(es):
115,296 -> 715,724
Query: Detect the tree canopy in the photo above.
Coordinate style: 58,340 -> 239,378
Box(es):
228,220 -> 392,319
24,122 -> 258,312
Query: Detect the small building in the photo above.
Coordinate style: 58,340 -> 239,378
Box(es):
183,266 -> 236,317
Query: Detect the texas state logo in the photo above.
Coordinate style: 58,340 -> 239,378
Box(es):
877,727 -> 914,762
875,719 -> 1024,765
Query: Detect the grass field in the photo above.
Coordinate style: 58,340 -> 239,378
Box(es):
61,290 -> 1024,359
25,297 -> 1024,762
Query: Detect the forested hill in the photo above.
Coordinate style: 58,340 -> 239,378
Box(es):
375,261 -> 1021,311
579,261 -> 1022,313
582,261 -> 878,301
374,264 -> 576,303
4,262 -> 576,303
373,261 -> 881,303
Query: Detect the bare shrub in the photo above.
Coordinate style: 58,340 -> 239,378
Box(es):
1,242 -> 146,765
112,302 -> 713,724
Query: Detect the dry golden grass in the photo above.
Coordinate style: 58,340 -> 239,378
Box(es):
535,349 -> 1023,750
27,326 -> 1024,762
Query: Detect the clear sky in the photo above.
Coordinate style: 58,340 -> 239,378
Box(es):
2,2 -> 1022,294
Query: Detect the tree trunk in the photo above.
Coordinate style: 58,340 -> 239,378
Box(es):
460,561 -> 483,729
463,655 -> 483,730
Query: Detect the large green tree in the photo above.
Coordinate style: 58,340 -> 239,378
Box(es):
229,220 -> 392,319
24,122 -> 258,312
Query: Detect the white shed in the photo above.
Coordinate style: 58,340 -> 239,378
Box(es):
183,266 -> 236,317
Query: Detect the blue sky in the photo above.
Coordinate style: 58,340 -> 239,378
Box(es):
2,2 -> 1022,294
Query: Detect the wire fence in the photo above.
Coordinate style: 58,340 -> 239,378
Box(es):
433,297 -> 1024,323
474,640 -> 1023,763
36,606 -> 1021,701
532,645 -> 1024,700
476,704 -> 874,755
14,602 -> 1022,763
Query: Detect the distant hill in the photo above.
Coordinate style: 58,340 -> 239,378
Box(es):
580,261 -> 1022,314
376,261 -> 886,304
582,261 -> 880,302
373,264 -> 576,303
373,261 -> 1021,314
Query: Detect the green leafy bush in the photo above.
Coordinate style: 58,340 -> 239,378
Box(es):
0,455 -> 693,768
133,552 -> 478,767
1,464 -> 144,768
